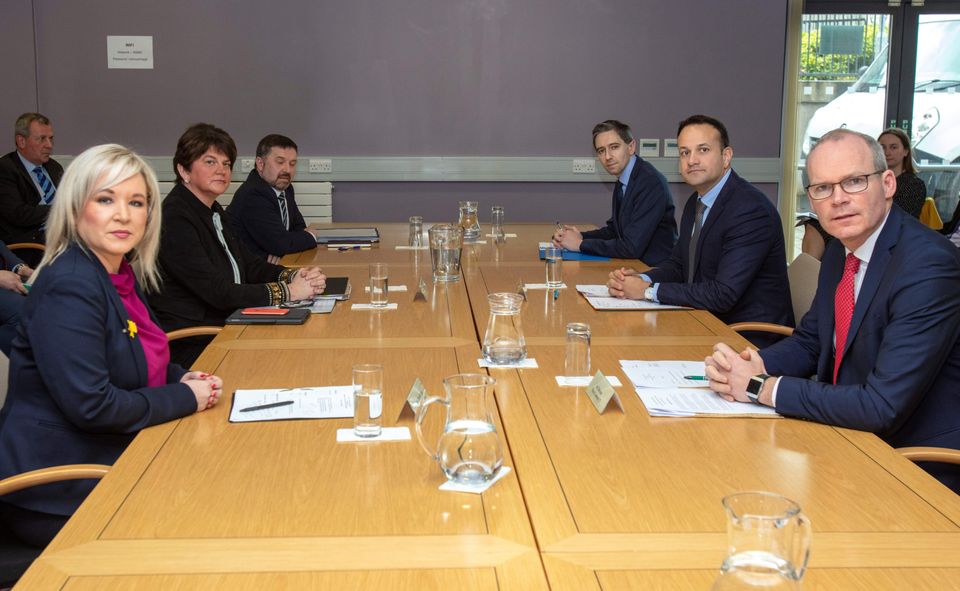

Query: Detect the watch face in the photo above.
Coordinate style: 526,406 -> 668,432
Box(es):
746,376 -> 764,397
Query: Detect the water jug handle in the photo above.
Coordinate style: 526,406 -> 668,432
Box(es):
414,395 -> 448,460
792,512 -> 812,580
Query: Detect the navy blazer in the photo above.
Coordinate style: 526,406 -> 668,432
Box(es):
227,169 -> 317,259
0,151 -> 62,244
646,170 -> 793,345
0,245 -> 196,515
762,206 -> 960,492
580,156 -> 677,263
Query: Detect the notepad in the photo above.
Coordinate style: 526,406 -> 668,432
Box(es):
228,386 -> 354,423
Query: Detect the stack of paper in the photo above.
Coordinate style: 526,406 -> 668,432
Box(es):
575,285 -> 689,310
619,360 -> 779,418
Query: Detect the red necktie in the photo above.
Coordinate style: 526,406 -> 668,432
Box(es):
833,253 -> 860,383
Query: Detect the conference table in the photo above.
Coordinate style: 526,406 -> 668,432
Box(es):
17,224 -> 960,590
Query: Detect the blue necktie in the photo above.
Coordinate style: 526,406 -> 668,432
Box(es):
32,166 -> 56,204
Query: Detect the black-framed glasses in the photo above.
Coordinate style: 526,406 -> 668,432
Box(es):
805,170 -> 885,201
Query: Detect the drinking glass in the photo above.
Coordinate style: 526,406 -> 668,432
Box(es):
544,246 -> 563,288
408,216 -> 423,247
352,364 -> 384,438
369,263 -> 389,308
564,322 -> 591,377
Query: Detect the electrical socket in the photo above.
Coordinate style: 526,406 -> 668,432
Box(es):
572,158 -> 596,174
663,139 -> 679,157
309,159 -> 332,174
240,158 -> 254,172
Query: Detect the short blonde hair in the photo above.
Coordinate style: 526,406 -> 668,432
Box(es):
33,144 -> 163,291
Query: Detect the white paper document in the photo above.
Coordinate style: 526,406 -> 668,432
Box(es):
620,360 -> 711,388
584,296 -> 688,311
229,386 -> 354,423
575,284 -> 612,297
309,299 -> 336,314
634,388 -> 779,418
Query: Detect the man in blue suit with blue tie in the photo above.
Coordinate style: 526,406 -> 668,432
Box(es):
553,120 -> 677,263
706,128 -> 960,494
0,113 -> 62,249
607,115 -> 793,347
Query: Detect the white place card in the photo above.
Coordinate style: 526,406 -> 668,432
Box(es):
352,303 -> 399,310
485,233 -> 518,238
439,466 -> 511,494
523,283 -> 568,290
477,358 -> 539,369
556,375 -> 622,387
585,372 -> 624,414
398,378 -> 428,421
394,245 -> 429,250
364,285 -> 408,292
336,427 -> 412,442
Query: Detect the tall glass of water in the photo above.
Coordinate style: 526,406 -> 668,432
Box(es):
490,206 -> 505,240
369,263 -> 389,308
429,224 -> 463,282
544,246 -> 563,288
352,364 -> 383,438
564,322 -> 591,377
458,201 -> 481,241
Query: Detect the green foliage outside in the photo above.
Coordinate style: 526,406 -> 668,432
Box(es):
800,22 -> 883,81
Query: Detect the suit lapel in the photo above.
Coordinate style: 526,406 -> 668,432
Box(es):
839,208 -> 900,358
689,171 -> 736,278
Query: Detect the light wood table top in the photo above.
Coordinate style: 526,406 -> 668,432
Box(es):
18,224 -> 960,590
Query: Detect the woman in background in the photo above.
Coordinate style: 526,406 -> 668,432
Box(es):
0,144 -> 221,548
878,127 -> 927,218
149,123 -> 325,365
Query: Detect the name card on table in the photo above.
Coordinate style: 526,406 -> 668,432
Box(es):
398,378 -> 428,421
414,278 -> 428,302
586,371 -> 624,414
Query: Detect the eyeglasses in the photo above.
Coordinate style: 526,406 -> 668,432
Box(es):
805,170 -> 885,201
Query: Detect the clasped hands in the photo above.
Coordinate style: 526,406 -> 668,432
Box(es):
606,267 -> 649,299
181,371 -> 224,412
552,225 -> 583,252
704,342 -> 769,404
288,266 -> 326,300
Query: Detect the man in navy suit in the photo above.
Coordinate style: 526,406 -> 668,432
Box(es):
553,120 -> 676,263
0,113 -> 63,249
227,134 -> 317,262
706,128 -> 960,494
607,115 -> 793,347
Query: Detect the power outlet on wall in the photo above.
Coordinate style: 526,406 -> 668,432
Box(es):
309,159 -> 333,174
572,158 -> 596,174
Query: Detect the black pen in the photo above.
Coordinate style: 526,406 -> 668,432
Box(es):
239,400 -> 294,413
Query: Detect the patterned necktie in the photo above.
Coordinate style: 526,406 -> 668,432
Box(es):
32,166 -> 56,204
833,253 -> 861,384
687,199 -> 706,283
278,191 -> 289,230
212,212 -> 242,284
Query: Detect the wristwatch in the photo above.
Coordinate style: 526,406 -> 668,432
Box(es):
745,374 -> 771,404
644,287 -> 655,301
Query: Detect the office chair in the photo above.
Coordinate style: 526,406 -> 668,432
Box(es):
0,464 -> 109,588
729,252 -> 821,338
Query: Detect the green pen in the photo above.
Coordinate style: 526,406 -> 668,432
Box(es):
683,375 -> 708,381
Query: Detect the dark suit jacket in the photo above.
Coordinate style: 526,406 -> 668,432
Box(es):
762,206 -> 960,492
150,183 -> 288,331
227,170 -> 317,259
0,245 -> 195,515
646,170 -> 793,345
0,151 -> 63,243
580,156 -> 677,263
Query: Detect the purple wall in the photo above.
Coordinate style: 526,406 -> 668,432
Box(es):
0,1 -> 39,133
1,0 -> 788,158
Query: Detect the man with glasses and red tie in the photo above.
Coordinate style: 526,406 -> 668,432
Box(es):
0,113 -> 63,259
705,128 -> 960,494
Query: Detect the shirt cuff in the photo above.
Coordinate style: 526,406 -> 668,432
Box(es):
639,275 -> 659,302
770,376 -> 782,407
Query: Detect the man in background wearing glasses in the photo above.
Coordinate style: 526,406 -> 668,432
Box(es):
706,128 -> 960,494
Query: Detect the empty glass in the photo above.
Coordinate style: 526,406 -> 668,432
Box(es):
482,292 -> 527,365
352,364 -> 383,438
490,206 -> 505,240
458,200 -> 481,241
369,263 -> 388,308
564,323 -> 591,377
429,224 -> 463,282
408,216 -> 423,247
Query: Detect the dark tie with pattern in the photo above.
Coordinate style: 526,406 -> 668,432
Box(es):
278,191 -> 289,230
32,166 -> 55,204
833,253 -> 860,384
687,198 -> 706,283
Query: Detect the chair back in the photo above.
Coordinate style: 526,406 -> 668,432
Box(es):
788,253 -> 821,324
920,197 -> 944,230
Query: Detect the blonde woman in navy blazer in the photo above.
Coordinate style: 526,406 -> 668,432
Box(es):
0,145 -> 222,549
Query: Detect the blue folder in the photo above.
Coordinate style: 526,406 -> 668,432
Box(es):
538,246 -> 610,261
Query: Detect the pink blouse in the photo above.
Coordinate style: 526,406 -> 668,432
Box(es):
109,261 -> 171,387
